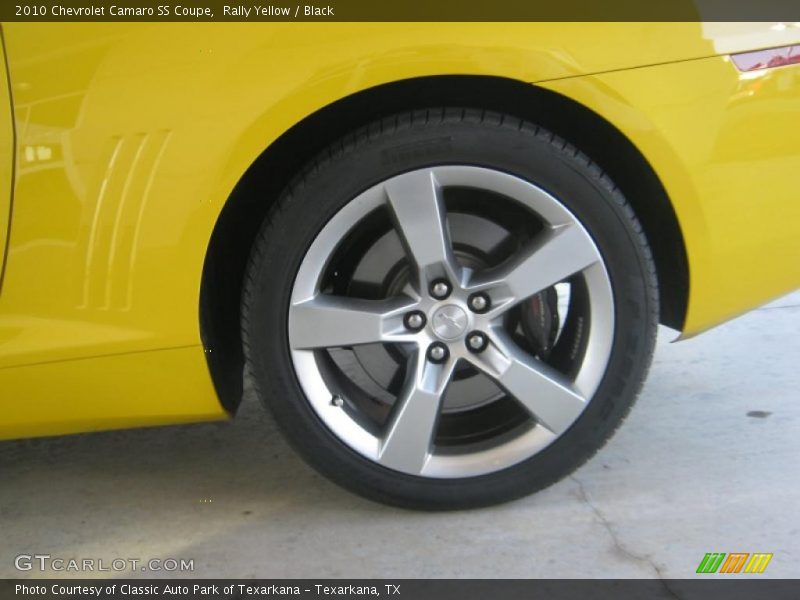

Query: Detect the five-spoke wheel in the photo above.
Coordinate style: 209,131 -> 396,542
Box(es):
243,109 -> 657,508
288,166 -> 614,478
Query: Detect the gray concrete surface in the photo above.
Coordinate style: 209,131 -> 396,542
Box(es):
2,292 -> 799,579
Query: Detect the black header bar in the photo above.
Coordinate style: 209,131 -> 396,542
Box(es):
3,0 -> 800,22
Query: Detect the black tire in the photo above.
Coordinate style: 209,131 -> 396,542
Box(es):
242,108 -> 658,510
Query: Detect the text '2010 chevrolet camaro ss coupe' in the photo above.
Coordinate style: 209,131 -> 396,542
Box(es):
1,22 -> 799,508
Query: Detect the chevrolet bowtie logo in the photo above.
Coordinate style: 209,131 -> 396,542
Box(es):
437,313 -> 461,326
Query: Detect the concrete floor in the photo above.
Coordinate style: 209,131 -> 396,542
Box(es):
2,292 -> 799,579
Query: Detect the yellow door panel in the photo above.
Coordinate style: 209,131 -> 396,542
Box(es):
0,31 -> 12,287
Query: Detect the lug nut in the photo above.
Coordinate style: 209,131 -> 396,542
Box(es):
430,279 -> 452,300
404,311 -> 426,331
468,292 -> 490,313
427,342 -> 449,364
466,331 -> 488,353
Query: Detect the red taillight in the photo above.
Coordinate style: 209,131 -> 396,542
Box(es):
731,45 -> 800,72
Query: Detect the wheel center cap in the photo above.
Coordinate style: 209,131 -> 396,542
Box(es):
431,305 -> 468,340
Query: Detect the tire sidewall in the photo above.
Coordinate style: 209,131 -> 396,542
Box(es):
244,114 -> 657,509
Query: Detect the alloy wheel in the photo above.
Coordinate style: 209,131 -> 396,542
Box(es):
288,166 -> 614,478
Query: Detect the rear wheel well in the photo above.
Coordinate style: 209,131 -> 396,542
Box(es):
200,75 -> 688,412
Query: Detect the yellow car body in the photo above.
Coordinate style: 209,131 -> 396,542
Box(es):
1,22 -> 799,440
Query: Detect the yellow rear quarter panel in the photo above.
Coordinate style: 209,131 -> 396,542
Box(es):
1,22 -> 798,439
542,56 -> 800,335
